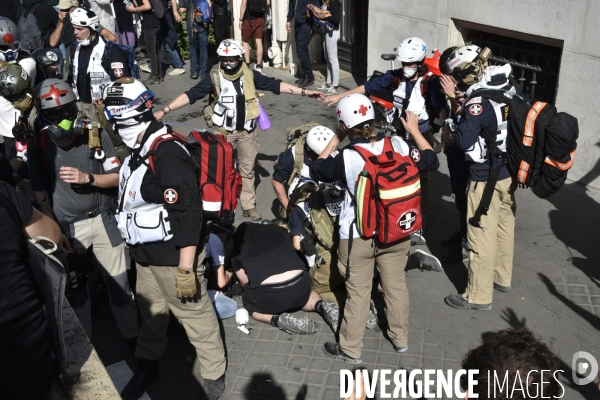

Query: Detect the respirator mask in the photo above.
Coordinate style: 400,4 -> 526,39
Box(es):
42,118 -> 99,142
220,56 -> 242,73
0,45 -> 19,62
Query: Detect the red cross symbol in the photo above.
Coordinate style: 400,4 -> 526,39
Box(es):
110,157 -> 120,166
357,104 -> 369,116
41,84 -> 69,106
223,47 -> 230,54
164,188 -> 178,204
336,109 -> 341,117
2,33 -> 14,45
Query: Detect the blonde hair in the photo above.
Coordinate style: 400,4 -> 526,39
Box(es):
344,122 -> 376,143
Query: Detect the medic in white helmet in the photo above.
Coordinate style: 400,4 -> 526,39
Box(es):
324,37 -> 449,230
310,93 -> 439,365
155,38 -> 325,221
67,8 -> 130,104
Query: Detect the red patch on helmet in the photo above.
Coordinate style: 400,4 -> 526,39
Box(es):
2,33 -> 14,45
145,99 -> 153,108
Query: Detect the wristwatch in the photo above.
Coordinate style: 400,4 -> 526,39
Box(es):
87,174 -> 95,185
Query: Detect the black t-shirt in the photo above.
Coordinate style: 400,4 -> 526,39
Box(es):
230,223 -> 306,289
272,145 -> 316,183
0,182 -> 53,400
128,121 -> 205,266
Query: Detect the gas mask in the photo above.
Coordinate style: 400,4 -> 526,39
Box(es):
220,57 -> 242,73
41,117 -> 98,142
403,67 -> 417,79
0,46 -> 19,62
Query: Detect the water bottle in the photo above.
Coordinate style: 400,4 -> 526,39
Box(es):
123,0 -> 131,5
257,102 -> 271,131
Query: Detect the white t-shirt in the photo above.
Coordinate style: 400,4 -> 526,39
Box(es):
0,58 -> 37,138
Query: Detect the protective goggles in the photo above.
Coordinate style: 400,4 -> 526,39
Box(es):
42,102 -> 78,123
103,89 -> 155,120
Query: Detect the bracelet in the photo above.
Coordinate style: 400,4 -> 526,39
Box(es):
301,88 -> 306,97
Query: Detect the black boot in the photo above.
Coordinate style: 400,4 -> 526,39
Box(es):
298,75 -> 315,88
295,75 -> 305,84
121,358 -> 161,400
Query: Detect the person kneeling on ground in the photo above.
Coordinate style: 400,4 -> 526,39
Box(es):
230,221 -> 339,334
204,222 -> 238,319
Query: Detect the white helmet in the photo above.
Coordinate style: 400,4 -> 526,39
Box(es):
447,45 -> 491,86
70,8 -> 100,31
306,126 -> 335,156
217,39 -> 244,71
103,77 -> 154,120
396,37 -> 427,63
103,78 -> 155,148
0,17 -> 21,62
336,93 -> 375,130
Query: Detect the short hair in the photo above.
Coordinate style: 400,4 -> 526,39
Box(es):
461,327 -> 561,399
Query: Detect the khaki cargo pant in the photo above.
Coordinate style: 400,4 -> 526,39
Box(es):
337,236 -> 410,359
220,129 -> 259,211
134,257 -> 226,380
463,176 -> 517,305
310,250 -> 346,307
72,213 -> 138,339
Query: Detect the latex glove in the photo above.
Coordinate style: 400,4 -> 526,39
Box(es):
235,308 -> 250,325
176,268 -> 197,299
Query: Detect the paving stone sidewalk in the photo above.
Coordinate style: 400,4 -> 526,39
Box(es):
90,65 -> 600,400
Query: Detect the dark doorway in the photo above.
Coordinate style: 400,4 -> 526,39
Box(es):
338,0 -> 369,77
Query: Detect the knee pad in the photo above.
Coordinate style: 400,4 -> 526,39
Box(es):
104,271 -> 134,306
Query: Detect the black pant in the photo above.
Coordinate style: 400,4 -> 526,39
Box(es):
212,14 -> 230,49
295,23 -> 313,77
143,26 -> 162,79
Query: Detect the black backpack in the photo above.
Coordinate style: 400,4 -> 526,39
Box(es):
475,89 -> 578,198
248,0 -> 267,15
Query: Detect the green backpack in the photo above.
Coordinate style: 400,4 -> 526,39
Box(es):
295,186 -> 345,254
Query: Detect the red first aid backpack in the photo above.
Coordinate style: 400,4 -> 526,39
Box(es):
148,129 -> 242,224
353,137 -> 422,244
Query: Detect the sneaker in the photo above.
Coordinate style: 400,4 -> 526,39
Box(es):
441,245 -> 469,263
322,342 -> 362,364
410,230 -> 426,246
202,374 -> 225,400
410,249 -> 442,272
139,64 -> 151,73
277,313 -> 318,335
242,208 -> 262,221
320,299 -> 339,332
444,294 -> 492,310
494,283 -> 512,293
121,359 -> 160,400
168,68 -> 185,76
317,82 -> 331,90
365,299 -> 378,329
326,86 -> 338,94
442,231 -> 462,246
393,344 -> 408,353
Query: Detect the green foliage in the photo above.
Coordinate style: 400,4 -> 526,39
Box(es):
174,12 -> 218,60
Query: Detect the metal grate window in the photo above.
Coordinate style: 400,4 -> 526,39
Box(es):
467,30 -> 562,104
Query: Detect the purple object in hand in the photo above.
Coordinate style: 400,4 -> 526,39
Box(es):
257,102 -> 271,131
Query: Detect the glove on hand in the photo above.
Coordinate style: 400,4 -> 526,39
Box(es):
176,268 -> 197,299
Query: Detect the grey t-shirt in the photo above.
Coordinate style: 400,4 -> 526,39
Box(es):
28,130 -> 120,218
